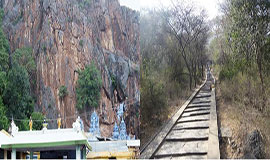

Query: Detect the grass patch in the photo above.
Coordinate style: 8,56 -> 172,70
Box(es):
216,77 -> 270,158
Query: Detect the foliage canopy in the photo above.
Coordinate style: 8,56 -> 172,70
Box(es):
3,65 -> 34,130
76,62 -> 102,110
59,85 -> 68,100
0,96 -> 8,130
31,112 -> 44,130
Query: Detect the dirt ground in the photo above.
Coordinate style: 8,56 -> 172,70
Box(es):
216,82 -> 270,158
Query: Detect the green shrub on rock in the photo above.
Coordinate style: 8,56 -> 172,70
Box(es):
59,85 -> 68,100
31,112 -> 44,130
76,62 -> 102,110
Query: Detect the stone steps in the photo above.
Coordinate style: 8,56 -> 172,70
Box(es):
141,72 -> 220,159
153,87 -> 213,159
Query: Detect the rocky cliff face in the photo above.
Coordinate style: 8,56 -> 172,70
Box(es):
1,0 -> 140,138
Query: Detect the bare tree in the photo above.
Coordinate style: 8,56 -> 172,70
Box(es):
164,0 -> 209,89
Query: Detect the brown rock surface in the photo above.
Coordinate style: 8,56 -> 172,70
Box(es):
1,0 -> 140,138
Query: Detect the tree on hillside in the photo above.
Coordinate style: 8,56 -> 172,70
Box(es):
227,0 -> 270,92
0,96 -> 8,130
31,112 -> 44,130
0,9 -> 12,130
12,47 -> 37,95
165,0 -> 209,89
140,7 -> 210,145
3,64 -> 34,130
140,10 -> 176,128
59,85 -> 68,100
0,71 -> 7,95
216,0 -> 270,110
76,62 -> 102,110
140,9 -> 188,85
210,0 -> 270,112
0,9 -> 10,72
141,68 -> 167,125
12,47 -> 36,77
0,9 -> 37,131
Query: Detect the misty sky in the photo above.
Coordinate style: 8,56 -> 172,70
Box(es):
119,0 -> 223,20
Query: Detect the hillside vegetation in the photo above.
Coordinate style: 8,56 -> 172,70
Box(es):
0,8 -> 102,131
140,0 -> 210,145
0,9 -> 43,130
209,0 -> 270,158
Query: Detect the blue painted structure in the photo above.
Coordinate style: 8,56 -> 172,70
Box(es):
112,122 -> 119,140
89,111 -> 100,136
119,118 -> 127,140
80,118 -> 84,131
117,103 -> 124,121
88,104 -> 130,140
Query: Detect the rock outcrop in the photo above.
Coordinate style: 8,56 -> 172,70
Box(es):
243,130 -> 265,159
1,0 -> 140,138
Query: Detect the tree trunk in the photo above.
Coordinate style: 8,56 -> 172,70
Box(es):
194,76 -> 197,87
189,73 -> 192,90
194,72 -> 197,87
201,62 -> 204,78
179,47 -> 192,90
194,63 -> 197,88
191,61 -> 197,88
257,51 -> 265,111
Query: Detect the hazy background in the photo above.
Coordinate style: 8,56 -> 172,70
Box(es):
119,0 -> 223,20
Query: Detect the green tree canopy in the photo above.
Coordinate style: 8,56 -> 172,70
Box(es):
3,64 -> 34,130
31,112 -> 44,130
12,47 -> 36,76
59,85 -> 68,100
0,9 -> 10,72
0,71 -> 7,95
0,96 -> 8,130
0,9 -> 38,131
76,62 -> 102,110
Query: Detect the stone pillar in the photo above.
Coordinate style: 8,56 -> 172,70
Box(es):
76,145 -> 81,160
82,147 -> 86,159
4,150 -> 7,160
11,148 -> 16,160
30,151 -> 33,159
20,152 -> 23,159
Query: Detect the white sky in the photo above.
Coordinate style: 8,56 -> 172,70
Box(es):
119,0 -> 223,20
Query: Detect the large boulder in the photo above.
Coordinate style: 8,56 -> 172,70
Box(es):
243,130 -> 265,159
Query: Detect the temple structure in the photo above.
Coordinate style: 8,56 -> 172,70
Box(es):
89,111 -> 100,136
89,103 -> 130,140
117,103 -> 125,121
112,122 -> 119,140
0,103 -> 140,160
119,118 -> 128,140
86,104 -> 140,159
0,117 -> 90,160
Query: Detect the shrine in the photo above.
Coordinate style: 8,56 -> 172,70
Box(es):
86,104 -> 140,159
0,117 -> 91,160
89,110 -> 100,136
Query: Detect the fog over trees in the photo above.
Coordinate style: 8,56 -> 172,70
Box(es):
140,0 -> 210,144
